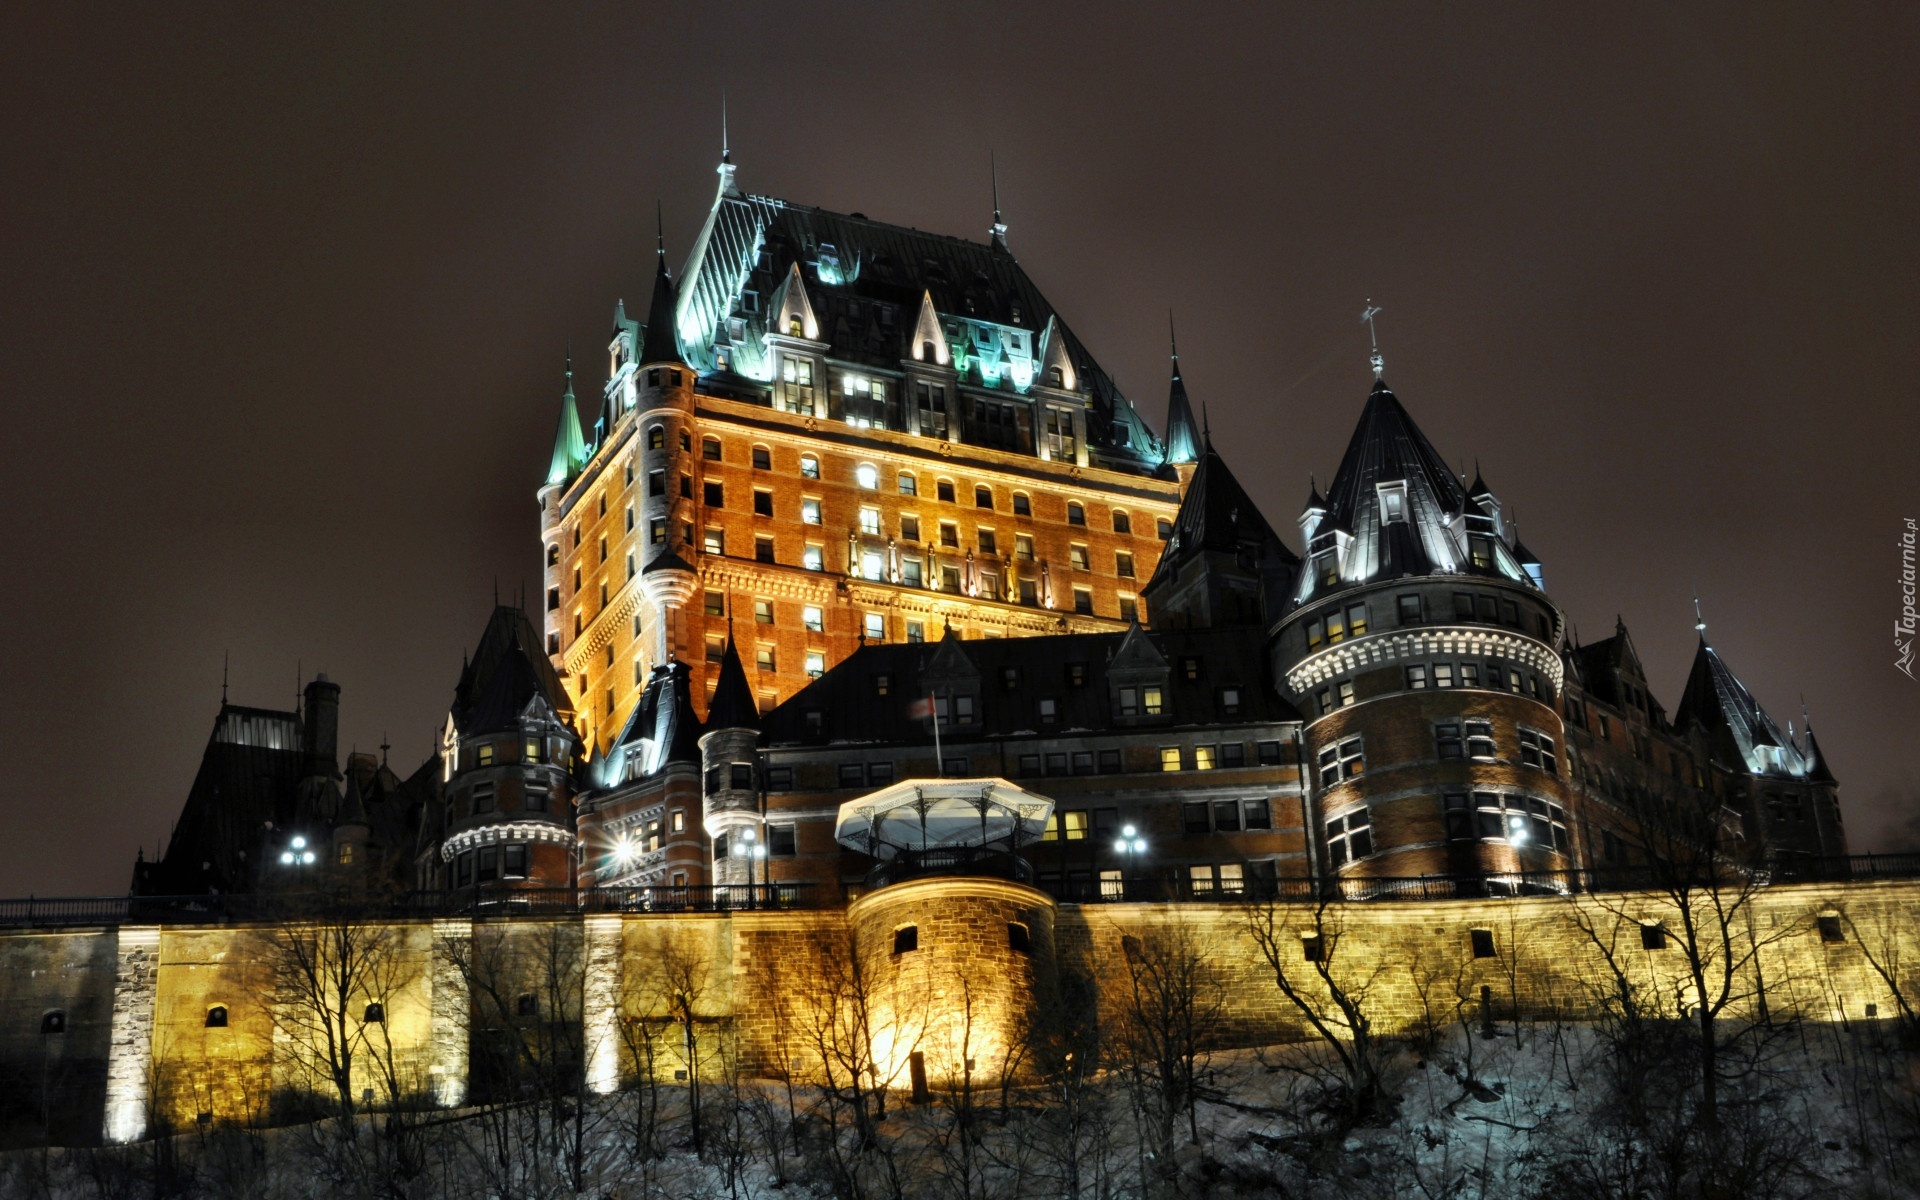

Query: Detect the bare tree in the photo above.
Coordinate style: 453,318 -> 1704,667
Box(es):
266,917 -> 418,1128
1245,897 -> 1391,1130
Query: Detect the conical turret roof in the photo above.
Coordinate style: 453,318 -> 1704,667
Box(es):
452,606 -> 570,736
1143,442 -> 1297,596
704,635 -> 760,732
545,358 -> 587,488
639,249 -> 683,366
1162,337 -> 1200,466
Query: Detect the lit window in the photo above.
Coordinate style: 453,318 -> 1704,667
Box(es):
703,528 -> 724,555
1326,809 -> 1374,866
1160,747 -> 1182,772
1015,534 -> 1034,561
1194,745 -> 1216,770
855,464 -> 879,489
756,645 -> 776,672
898,472 -> 917,496
859,507 -> 881,534
864,612 -> 885,641
805,652 -> 825,679
754,599 -> 774,624
860,551 -> 885,580
1070,545 -> 1089,571
802,498 -> 822,525
803,546 -> 824,571
1061,811 -> 1088,840
803,605 -> 824,632
906,620 -> 925,643
1317,737 -> 1364,787
1434,663 -> 1455,688
1144,687 -> 1163,714
800,456 -> 820,479
1406,664 -> 1428,689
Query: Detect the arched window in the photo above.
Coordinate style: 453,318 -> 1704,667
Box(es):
702,436 -> 723,462
206,1006 -> 228,1028
790,316 -> 804,336
1112,510 -> 1131,534
40,1010 -> 65,1035
975,485 -> 993,510
1067,501 -> 1086,526
855,464 -> 879,490
1013,493 -> 1031,517
647,425 -> 665,451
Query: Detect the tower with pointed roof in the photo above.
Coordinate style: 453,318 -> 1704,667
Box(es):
1270,368 -> 1577,882
698,635 -> 764,885
423,605 -> 582,892
539,153 -> 1190,754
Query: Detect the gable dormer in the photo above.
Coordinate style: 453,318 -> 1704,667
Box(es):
1107,623 -> 1172,724
922,627 -> 981,729
770,261 -> 820,341
1036,314 -> 1075,392
909,290 -> 949,366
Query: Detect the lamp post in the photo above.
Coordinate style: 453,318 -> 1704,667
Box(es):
277,834 -> 317,868
1111,824 -> 1147,900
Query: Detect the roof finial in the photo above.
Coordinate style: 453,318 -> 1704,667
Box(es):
380,732 -> 390,765
1693,595 -> 1707,636
721,89 -> 730,164
1169,309 -> 1179,363
221,651 -> 229,705
1361,298 -> 1385,378
1201,401 -> 1212,442
655,200 -> 665,258
564,339 -> 573,395
989,152 -> 1008,251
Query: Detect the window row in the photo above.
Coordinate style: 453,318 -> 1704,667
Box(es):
1442,791 -> 1569,851
1406,660 -> 1552,702
451,843 -> 532,887
1432,721 -> 1558,774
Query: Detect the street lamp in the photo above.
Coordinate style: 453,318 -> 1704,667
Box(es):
1111,824 -> 1148,899
278,834 -> 316,867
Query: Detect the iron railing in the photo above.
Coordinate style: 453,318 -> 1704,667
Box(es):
2,854 -> 1915,928
0,882 -> 815,929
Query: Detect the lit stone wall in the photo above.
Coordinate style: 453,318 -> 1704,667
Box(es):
12,876 -> 1917,1145
102,926 -> 160,1144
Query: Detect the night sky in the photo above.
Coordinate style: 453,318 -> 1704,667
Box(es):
3,4 -> 1915,895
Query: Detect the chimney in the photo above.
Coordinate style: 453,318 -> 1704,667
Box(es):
303,674 -> 341,777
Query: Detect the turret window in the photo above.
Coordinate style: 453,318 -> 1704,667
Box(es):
1469,537 -> 1494,568
648,470 -> 665,497
1518,729 -> 1558,775
1325,808 -> 1373,865
1317,737 -> 1364,787
1435,720 -> 1495,760
1397,594 -> 1422,624
1405,664 -> 1428,689
473,782 -> 496,813
503,845 -> 527,877
647,425 -> 665,450
1377,481 -> 1408,524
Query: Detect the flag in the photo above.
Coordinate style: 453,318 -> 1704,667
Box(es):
907,694 -> 934,720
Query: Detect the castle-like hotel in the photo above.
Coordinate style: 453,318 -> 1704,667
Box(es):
141,153 -> 1841,907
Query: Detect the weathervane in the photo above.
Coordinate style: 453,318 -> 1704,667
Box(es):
1694,595 -> 1707,635
1361,299 -> 1384,378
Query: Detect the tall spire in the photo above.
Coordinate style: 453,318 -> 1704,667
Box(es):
717,90 -> 739,198
545,350 -> 587,488
1162,311 -> 1200,465
989,152 -> 1008,253
1693,595 -> 1708,638
639,217 -> 683,367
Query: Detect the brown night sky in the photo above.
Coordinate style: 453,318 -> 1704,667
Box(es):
1,4 -> 1915,894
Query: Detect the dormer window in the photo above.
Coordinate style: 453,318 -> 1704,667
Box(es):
1377,481 -> 1408,525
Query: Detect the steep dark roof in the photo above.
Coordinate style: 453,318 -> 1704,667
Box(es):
594,661 -> 704,785
763,626 -> 1299,747
675,186 -> 1161,468
452,606 -> 569,736
1296,377 -> 1532,607
134,705 -> 309,895
1675,637 -> 1818,780
638,253 -> 682,366
1143,443 -> 1297,597
704,636 -> 761,732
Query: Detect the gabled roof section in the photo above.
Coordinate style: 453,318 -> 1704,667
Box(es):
595,661 -> 703,785
762,626 -> 1300,747
1143,443 -> 1298,597
922,624 -> 980,687
452,606 -> 570,737
672,181 -> 1161,469
1109,620 -> 1169,675
704,636 -> 760,732
135,703 -> 310,895
1674,637 -> 1817,780
638,252 -> 683,366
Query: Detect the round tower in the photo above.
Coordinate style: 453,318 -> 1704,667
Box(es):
698,635 -> 762,886
633,243 -> 699,665
1270,376 -> 1577,889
